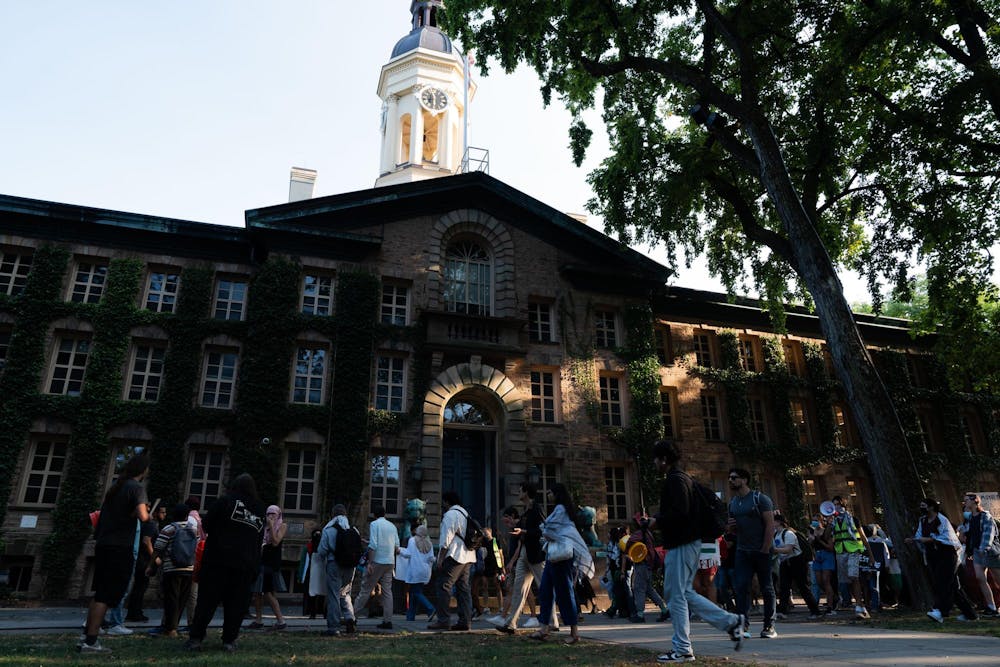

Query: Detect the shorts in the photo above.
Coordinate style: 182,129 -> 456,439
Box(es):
93,544 -> 135,606
973,550 -> 1000,569
812,550 -> 835,571
836,551 -> 861,581
253,566 -> 288,594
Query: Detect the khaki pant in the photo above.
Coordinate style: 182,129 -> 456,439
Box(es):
353,563 -> 394,622
503,551 -> 558,629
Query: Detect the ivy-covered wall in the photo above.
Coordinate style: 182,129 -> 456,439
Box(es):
0,247 -> 385,596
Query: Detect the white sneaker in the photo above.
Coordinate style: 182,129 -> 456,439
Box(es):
485,615 -> 505,626
522,617 -> 540,628
927,609 -> 944,623
105,624 -> 133,636
855,606 -> 871,620
78,640 -> 112,654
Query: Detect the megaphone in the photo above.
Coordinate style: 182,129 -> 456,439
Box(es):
628,541 -> 648,563
819,500 -> 837,517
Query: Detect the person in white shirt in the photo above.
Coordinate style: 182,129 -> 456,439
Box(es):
353,504 -> 399,629
906,497 -> 978,623
428,491 -> 476,631
400,524 -> 436,620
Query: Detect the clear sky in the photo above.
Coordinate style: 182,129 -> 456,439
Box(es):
0,1 -> 879,302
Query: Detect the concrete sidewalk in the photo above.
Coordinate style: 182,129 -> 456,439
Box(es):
2,606 -> 999,666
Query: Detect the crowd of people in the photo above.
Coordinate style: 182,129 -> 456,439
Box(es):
78,446 -> 1000,663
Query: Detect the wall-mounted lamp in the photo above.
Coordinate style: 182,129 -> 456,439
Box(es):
527,463 -> 541,486
410,457 -> 424,482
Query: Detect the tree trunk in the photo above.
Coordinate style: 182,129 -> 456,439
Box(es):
745,120 -> 935,609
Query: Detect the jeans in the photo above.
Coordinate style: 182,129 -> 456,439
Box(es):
503,552 -> 556,628
631,562 -> 666,617
406,582 -> 434,620
734,550 -> 776,629
435,557 -> 472,627
538,559 -> 578,627
324,560 -> 356,630
663,540 -> 740,656
354,563 -> 394,622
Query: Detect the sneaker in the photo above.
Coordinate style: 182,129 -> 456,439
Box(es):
522,617 -> 541,629
376,621 -> 393,630
629,615 -> 646,623
927,609 -> 944,624
322,629 -> 341,636
775,612 -> 786,620
808,613 -> 822,620
105,624 -> 133,636
825,608 -> 837,616
726,614 -> 745,651
78,640 -> 112,654
182,639 -> 202,651
125,614 -> 149,623
957,614 -> 971,621
657,650 -> 696,663
245,621 -> 264,630
982,608 -> 999,618
656,611 -> 670,623
855,606 -> 871,620
272,622 -> 287,631
485,615 -> 505,626
760,626 -> 778,639
426,621 -> 450,630
222,642 -> 237,652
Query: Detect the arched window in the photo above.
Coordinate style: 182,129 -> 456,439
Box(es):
400,113 -> 412,164
443,240 -> 491,316
444,398 -> 494,425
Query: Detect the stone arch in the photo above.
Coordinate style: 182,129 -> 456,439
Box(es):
419,360 -> 527,517
425,209 -> 516,317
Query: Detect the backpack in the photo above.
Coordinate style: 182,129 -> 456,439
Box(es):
782,528 -> 813,562
169,522 -> 199,568
693,480 -> 728,542
334,524 -> 364,567
457,508 -> 485,550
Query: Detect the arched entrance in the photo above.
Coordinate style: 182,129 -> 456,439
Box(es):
442,395 -> 497,525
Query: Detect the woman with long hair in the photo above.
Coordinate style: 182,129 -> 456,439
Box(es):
401,524 -> 436,620
249,504 -> 288,630
528,483 -> 593,645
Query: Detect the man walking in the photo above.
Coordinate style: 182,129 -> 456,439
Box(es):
830,495 -> 872,619
317,504 -> 357,635
649,440 -> 744,663
428,491 -> 476,631
353,504 -> 399,629
728,467 -> 778,638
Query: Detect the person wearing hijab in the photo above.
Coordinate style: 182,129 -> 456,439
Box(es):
401,524 -> 437,621
527,483 -> 593,645
248,504 -> 288,630
317,504 -> 358,635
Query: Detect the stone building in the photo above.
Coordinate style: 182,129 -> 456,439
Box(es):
1,1 -> 997,600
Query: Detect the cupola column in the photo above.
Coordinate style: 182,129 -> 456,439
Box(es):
409,95 -> 425,165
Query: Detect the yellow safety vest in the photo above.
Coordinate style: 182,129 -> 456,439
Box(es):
832,515 -> 864,554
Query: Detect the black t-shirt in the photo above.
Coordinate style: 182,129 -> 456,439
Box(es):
136,519 -> 159,564
95,479 -> 148,548
201,493 -> 265,573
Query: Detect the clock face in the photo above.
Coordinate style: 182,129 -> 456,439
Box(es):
420,87 -> 449,111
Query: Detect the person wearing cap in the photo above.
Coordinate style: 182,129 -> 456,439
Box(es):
906,497 -> 978,623
958,493 -> 999,617
626,513 -> 670,623
772,513 -> 822,619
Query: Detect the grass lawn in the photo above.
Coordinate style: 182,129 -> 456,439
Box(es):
829,608 -> 1000,638
2,630 -> 772,666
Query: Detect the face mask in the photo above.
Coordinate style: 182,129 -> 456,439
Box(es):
811,520 -> 820,529
963,511 -> 972,521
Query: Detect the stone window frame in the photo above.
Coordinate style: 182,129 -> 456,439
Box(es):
604,464 -> 629,523
654,323 -> 674,365
46,332 -> 91,396
790,398 -> 813,446
529,367 -> 560,424
69,258 -> 108,304
0,247 -> 33,296
700,391 -> 724,441
143,267 -> 180,314
659,386 -> 679,439
594,309 -> 619,349
125,341 -> 167,402
374,353 -> 407,413
380,281 -> 409,326
199,344 -> 240,409
186,447 -> 228,510
282,444 -> 319,515
693,330 -> 716,368
19,436 -> 69,507
212,275 -> 248,321
748,394 -> 768,444
528,300 -> 557,343
301,271 -> 335,316
369,453 -> 403,518
599,372 -> 626,427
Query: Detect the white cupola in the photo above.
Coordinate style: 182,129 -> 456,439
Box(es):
375,0 -> 476,188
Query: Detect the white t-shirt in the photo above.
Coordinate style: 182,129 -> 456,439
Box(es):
774,528 -> 801,563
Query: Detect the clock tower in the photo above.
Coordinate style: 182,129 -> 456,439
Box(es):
375,0 -> 476,188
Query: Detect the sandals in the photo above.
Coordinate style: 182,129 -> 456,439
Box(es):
528,630 -> 549,641
246,621 -> 264,630
564,636 -> 581,646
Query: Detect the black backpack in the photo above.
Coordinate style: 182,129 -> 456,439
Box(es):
334,525 -> 364,567
783,528 -> 813,562
457,508 -> 485,550
169,522 -> 199,568
693,480 -> 728,542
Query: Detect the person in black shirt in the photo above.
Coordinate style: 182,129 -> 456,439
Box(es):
79,452 -> 150,654
126,504 -> 164,622
185,473 -> 265,651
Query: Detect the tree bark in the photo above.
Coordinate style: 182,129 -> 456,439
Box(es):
744,119 -> 935,609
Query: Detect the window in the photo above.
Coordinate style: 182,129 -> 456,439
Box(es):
283,447 -> 318,513
605,465 -> 628,522
213,278 -> 247,321
111,444 -> 146,478
370,454 -> 402,516
700,392 -> 722,440
381,283 -> 409,326
594,310 -> 618,348
530,369 -> 558,423
443,240 -> 491,316
374,355 -> 406,412
537,462 -> 559,514
738,336 -> 759,372
444,398 -> 494,425
660,388 -> 678,438
599,374 -> 624,427
654,324 -> 673,365
302,274 -> 334,316
47,335 -> 90,395
200,349 -> 238,409
71,261 -> 108,304
144,271 -> 179,313
790,400 -> 811,446
0,556 -> 33,593
749,397 -> 767,443
126,343 -> 166,401
782,340 -> 803,376
0,250 -> 32,296
832,403 -> 857,448
292,347 -> 327,405
21,439 -> 68,505
803,478 -> 820,518
528,302 -> 556,343
693,332 -> 714,367
187,449 -> 225,509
